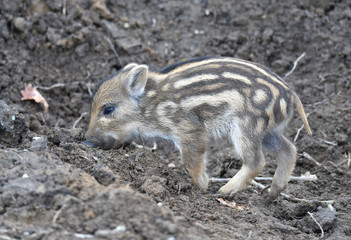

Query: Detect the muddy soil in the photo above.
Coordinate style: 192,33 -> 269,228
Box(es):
1,0 -> 351,239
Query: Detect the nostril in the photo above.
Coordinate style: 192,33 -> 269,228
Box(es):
82,140 -> 96,148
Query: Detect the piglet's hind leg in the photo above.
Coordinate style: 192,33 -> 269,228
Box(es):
218,137 -> 265,197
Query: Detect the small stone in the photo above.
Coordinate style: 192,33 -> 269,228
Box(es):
299,206 -> 337,234
0,19 -> 10,39
91,0 -> 114,19
115,37 -> 141,54
46,27 -> 66,46
75,43 -> 90,57
27,34 -> 37,50
92,164 -> 116,186
123,22 -> 130,29
37,18 -> 47,34
312,207 -> 337,231
30,136 -> 47,152
115,225 -> 126,232
100,20 -> 127,38
13,17 -> 32,32
141,176 -> 167,196
335,133 -> 348,145
324,82 -> 335,95
156,218 -> 177,234
262,28 -> 274,41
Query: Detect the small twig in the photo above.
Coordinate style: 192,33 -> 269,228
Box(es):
36,83 -> 65,90
106,37 -> 123,66
74,233 -> 94,239
302,152 -> 322,167
317,72 -> 342,85
3,150 -> 24,161
36,81 -> 86,90
85,71 -> 93,96
84,71 -> 91,80
54,119 -> 60,128
294,124 -> 305,142
294,112 -> 312,142
40,112 -> 46,125
283,52 -> 306,80
331,152 -> 351,169
257,175 -> 317,181
62,0 -> 67,16
86,83 -> 93,96
215,178 -> 334,206
305,90 -> 342,107
250,180 -> 266,189
210,174 -> 317,183
320,139 -> 337,146
246,230 -> 253,240
53,203 -> 66,223
301,152 -> 329,172
0,235 -> 14,240
307,211 -> 325,238
280,192 -> 334,205
72,112 -> 88,128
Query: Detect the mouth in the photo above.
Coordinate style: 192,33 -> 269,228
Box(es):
84,133 -> 121,150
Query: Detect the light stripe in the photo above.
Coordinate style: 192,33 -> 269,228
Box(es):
180,90 -> 245,111
173,74 -> 219,89
146,90 -> 156,97
265,100 -> 275,128
253,89 -> 268,104
255,117 -> 265,134
246,99 -> 262,115
226,58 -> 289,89
256,78 -> 279,100
222,72 -> 252,85
150,58 -> 289,90
162,83 -> 171,91
280,98 -> 287,117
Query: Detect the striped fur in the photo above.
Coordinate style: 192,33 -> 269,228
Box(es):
85,57 -> 312,199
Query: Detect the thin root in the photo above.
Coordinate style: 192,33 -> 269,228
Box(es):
72,112 -> 88,128
283,52 -> 306,80
106,37 -> 123,66
307,211 -> 325,238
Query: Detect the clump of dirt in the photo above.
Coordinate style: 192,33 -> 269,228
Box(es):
1,0 -> 351,239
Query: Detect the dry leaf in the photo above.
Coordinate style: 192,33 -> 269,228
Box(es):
21,84 -> 49,112
217,198 -> 249,211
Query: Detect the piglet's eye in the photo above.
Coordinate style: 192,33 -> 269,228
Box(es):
103,106 -> 115,116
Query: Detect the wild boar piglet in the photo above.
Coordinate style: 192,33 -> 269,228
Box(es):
85,57 -> 312,198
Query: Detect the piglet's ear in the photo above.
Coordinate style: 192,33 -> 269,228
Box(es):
123,63 -> 138,71
124,65 -> 148,98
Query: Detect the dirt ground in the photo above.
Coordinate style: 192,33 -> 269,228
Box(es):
1,0 -> 351,239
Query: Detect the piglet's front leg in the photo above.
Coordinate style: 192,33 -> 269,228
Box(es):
178,132 -> 209,190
